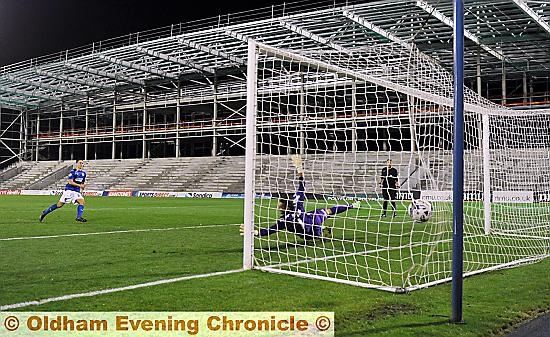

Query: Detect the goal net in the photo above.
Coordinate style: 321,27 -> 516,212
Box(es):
243,40 -> 550,292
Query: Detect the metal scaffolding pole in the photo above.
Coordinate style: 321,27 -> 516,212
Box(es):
59,103 -> 64,161
112,91 -> 117,159
84,97 -> 89,161
176,82 -> 181,158
35,114 -> 40,161
19,110 -> 24,160
142,87 -> 147,159
351,80 -> 357,153
23,110 -> 28,160
212,77 -> 218,157
523,72 -> 528,105
120,110 -> 124,159
299,75 -> 305,155
502,62 -> 507,105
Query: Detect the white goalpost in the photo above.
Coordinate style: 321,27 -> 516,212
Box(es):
243,40 -> 550,292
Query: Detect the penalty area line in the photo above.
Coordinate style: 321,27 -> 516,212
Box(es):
0,223 -> 241,241
0,269 -> 244,311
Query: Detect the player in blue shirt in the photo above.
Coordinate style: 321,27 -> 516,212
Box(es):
241,155 -> 360,240
39,159 -> 88,222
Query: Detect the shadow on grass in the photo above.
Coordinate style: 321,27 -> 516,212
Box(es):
337,304 -> 454,337
341,319 -> 452,337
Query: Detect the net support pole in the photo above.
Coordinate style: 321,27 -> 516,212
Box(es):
452,0 -> 465,324
482,113 -> 491,234
243,39 -> 258,270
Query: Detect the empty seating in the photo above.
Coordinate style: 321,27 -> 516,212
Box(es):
0,161 -> 67,189
3,150 -> 543,194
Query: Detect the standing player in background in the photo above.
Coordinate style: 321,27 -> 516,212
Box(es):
380,158 -> 399,217
241,155 -> 360,240
39,159 -> 88,222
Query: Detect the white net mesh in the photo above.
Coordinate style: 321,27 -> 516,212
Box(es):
246,42 -> 550,292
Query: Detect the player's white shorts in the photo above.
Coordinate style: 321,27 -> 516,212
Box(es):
59,190 -> 84,204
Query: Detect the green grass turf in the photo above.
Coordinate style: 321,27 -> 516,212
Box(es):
0,195 -> 548,337
253,198 -> 548,290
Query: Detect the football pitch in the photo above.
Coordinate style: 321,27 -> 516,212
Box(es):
1,195 -> 548,337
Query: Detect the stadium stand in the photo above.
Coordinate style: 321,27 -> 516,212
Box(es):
0,157 -> 248,193
2,151 -> 529,194
0,161 -> 70,189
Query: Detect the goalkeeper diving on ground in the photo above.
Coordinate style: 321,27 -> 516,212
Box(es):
240,154 -> 360,240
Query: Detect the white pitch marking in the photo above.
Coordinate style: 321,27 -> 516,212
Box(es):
0,223 -> 241,241
0,205 -> 230,213
0,269 -> 244,310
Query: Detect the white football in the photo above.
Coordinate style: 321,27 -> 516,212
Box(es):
408,199 -> 432,222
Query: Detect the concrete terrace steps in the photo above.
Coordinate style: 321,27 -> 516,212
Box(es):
45,159 -> 146,191
0,161 -> 67,189
4,150 -> 546,194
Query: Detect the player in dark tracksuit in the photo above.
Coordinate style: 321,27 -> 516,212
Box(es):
380,159 -> 399,217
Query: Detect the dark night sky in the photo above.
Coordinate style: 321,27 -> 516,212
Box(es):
0,0 -> 290,67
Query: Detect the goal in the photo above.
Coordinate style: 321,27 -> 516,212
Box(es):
242,40 -> 550,292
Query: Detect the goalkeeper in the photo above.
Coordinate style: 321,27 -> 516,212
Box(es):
241,155 -> 360,240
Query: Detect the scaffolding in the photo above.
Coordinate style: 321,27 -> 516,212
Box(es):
0,0 -> 549,166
